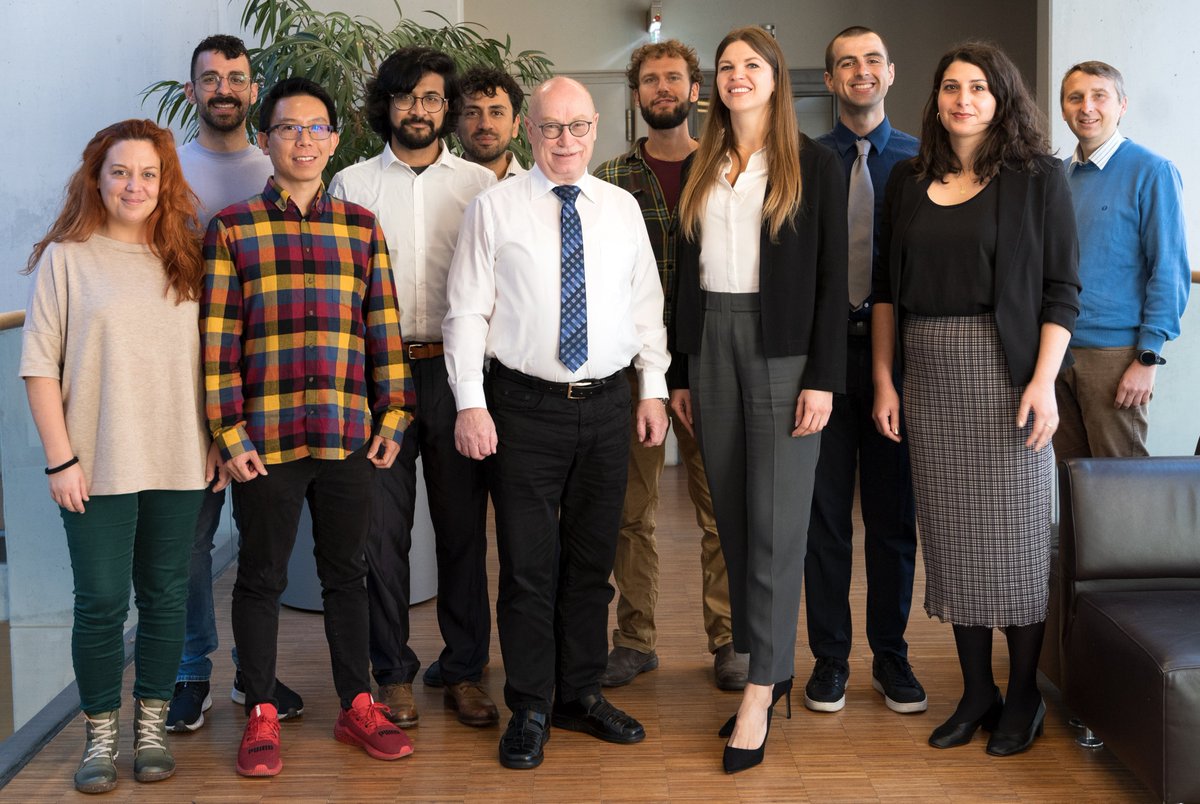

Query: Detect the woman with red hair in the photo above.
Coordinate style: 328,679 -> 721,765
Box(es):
20,119 -> 220,793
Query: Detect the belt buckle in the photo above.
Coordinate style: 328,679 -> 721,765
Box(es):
407,343 -> 423,360
566,381 -> 590,400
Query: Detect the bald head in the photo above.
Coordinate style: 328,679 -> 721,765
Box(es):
526,76 -> 598,183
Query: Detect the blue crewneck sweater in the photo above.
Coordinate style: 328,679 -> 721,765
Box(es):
1065,139 -> 1190,352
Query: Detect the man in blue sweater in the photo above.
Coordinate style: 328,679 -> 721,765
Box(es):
1056,61 -> 1190,458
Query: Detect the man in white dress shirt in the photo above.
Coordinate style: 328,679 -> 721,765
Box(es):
444,76 -> 670,770
457,65 -> 527,181
328,46 -> 497,731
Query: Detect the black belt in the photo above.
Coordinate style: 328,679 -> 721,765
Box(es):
491,362 -> 622,400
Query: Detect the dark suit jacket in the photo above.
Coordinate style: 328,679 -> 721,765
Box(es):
875,156 -> 1081,386
669,135 -> 848,393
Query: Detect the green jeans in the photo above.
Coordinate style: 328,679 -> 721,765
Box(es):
61,489 -> 203,714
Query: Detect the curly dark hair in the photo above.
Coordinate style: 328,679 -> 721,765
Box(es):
258,76 -> 338,133
190,34 -> 250,79
459,65 -> 525,116
365,47 -> 460,143
916,41 -> 1050,183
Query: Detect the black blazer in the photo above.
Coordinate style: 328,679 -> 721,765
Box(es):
875,157 -> 1081,386
669,135 -> 848,393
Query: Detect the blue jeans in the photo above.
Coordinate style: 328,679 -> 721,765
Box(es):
176,483 -> 239,682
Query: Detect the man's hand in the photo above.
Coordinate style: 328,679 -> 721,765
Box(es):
792,390 -> 833,437
1115,361 -> 1156,408
636,398 -> 669,447
669,389 -> 694,437
455,407 -> 498,460
226,449 -> 268,483
367,434 -> 401,468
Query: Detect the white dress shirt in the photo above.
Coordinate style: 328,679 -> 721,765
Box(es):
502,151 -> 528,179
1068,130 -> 1126,172
329,142 -> 495,341
444,165 -> 670,410
699,148 -> 768,293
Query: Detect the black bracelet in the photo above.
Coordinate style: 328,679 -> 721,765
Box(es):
45,456 -> 79,475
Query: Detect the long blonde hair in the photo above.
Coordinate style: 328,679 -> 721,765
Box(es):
679,27 -> 802,243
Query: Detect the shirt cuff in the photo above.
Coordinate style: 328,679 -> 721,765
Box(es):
636,371 -> 668,400
376,408 -> 412,443
454,381 -> 488,411
216,425 -> 255,462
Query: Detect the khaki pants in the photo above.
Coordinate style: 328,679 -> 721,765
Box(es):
1054,346 -> 1150,459
612,370 -> 733,653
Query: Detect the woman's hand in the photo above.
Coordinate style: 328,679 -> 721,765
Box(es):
1017,378 -> 1058,451
792,390 -> 832,437
669,389 -> 694,437
206,441 -> 231,493
49,463 -> 89,513
872,381 -> 903,443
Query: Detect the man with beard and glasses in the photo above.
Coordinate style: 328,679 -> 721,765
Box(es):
329,46 -> 497,731
457,66 -> 527,180
167,34 -> 305,734
593,40 -> 745,692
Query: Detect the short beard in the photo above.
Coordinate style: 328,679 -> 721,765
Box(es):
392,116 -> 443,150
198,98 -> 247,133
461,136 -> 509,164
640,98 -> 691,131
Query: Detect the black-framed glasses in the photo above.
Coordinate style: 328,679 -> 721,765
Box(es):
391,93 -> 446,113
196,72 -> 253,92
535,120 -> 593,139
265,124 -> 336,141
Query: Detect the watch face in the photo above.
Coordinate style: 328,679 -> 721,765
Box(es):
1139,350 -> 1164,366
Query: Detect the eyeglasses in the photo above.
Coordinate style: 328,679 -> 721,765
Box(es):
196,72 -> 253,92
391,93 -> 447,113
535,120 -> 594,139
265,124 -> 336,140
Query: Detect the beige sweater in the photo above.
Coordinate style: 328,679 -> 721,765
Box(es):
20,236 -> 208,495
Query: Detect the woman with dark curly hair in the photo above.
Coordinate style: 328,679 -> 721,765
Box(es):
871,43 -> 1080,757
21,119 -> 219,792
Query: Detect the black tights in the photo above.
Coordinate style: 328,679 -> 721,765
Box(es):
948,622 -> 1044,732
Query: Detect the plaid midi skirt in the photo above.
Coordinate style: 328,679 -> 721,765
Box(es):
902,313 -> 1052,627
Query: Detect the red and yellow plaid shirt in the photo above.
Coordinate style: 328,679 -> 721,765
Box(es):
202,179 -> 414,464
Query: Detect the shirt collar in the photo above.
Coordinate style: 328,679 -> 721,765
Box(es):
1069,130 -> 1125,172
529,163 -> 598,203
829,116 -> 893,157
264,176 -> 329,216
380,139 -> 452,174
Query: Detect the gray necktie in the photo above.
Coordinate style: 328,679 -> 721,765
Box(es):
848,138 -> 873,310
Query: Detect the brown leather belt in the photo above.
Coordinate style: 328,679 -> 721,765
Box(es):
407,342 -> 444,360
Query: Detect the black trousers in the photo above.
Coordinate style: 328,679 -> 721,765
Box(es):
367,355 -> 490,686
804,329 -> 917,661
488,364 -> 630,713
231,446 -> 374,712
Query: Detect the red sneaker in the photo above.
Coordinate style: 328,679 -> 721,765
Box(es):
334,692 -> 413,760
237,703 -> 281,777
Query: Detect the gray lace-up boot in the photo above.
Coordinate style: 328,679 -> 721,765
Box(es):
133,698 -> 175,782
74,710 -> 119,793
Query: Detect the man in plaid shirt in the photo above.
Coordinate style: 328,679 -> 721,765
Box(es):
202,77 -> 415,777
592,40 -> 745,693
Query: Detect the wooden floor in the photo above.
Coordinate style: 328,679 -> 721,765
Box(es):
6,465 -> 1153,802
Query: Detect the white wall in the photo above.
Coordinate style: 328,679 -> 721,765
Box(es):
1048,0 -> 1199,456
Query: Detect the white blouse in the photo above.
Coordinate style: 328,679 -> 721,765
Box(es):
699,148 -> 767,293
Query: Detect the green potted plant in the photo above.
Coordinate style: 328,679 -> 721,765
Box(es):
142,0 -> 552,179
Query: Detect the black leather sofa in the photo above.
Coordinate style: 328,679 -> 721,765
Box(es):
1056,456 -> 1200,804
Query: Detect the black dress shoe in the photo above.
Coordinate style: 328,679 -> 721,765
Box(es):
985,698 -> 1046,757
551,694 -> 645,744
928,687 -> 1004,749
499,710 -> 550,769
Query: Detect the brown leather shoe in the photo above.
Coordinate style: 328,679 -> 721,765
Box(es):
713,643 -> 749,691
377,682 -> 418,727
444,681 -> 499,727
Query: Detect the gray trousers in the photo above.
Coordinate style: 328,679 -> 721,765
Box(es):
691,292 -> 820,685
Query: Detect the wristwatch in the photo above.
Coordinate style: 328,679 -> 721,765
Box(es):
1137,350 -> 1166,366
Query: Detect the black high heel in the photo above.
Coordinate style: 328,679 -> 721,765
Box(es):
720,679 -> 793,774
985,698 -> 1046,757
717,678 -> 793,737
928,687 -> 1004,749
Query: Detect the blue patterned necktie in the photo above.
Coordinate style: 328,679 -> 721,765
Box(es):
553,185 -> 587,372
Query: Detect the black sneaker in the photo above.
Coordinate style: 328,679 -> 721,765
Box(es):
872,654 -> 928,713
231,671 -> 305,720
804,657 -> 849,712
166,680 -> 212,732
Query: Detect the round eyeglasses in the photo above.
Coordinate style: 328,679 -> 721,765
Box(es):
391,93 -> 447,113
196,72 -> 253,92
535,120 -> 594,139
